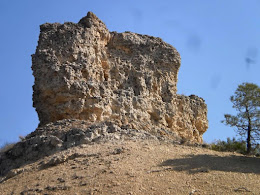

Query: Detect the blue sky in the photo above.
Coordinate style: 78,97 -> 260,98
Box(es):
1,0 -> 260,146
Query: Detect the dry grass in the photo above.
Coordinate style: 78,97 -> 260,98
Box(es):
0,142 -> 15,154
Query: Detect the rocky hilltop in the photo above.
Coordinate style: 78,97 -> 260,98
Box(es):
1,12 -> 208,182
2,12 -> 259,195
32,12 -> 208,143
1,133 -> 260,194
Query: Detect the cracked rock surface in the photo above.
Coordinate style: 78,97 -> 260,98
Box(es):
32,12 -> 208,143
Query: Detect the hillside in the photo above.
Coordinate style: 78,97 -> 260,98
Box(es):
1,139 -> 260,195
1,11 -> 259,195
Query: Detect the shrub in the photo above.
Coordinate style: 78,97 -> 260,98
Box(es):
0,142 -> 15,154
0,136 -> 25,154
210,137 -> 247,154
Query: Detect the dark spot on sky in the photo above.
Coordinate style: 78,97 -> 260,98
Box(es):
131,8 -> 143,31
186,34 -> 201,52
210,74 -> 222,89
245,47 -> 258,70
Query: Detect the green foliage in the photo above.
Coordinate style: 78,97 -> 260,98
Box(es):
210,137 -> 247,154
210,137 -> 260,156
222,82 -> 260,153
211,138 -> 246,154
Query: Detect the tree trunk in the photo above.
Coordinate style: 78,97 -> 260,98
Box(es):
247,125 -> 251,154
246,107 -> 252,154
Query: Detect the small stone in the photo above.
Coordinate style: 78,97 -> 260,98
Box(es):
79,182 -> 87,186
57,178 -> 65,183
114,134 -> 120,140
113,148 -> 124,155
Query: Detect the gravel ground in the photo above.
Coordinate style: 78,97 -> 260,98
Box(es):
1,139 -> 260,195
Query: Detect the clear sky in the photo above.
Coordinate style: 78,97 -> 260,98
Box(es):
1,0 -> 260,146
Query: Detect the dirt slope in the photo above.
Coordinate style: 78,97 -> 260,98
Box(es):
1,140 -> 260,195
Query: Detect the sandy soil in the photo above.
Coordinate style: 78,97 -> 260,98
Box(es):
1,140 -> 260,195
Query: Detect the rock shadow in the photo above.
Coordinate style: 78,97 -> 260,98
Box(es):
160,154 -> 260,174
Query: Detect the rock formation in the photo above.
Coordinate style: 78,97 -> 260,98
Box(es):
32,12 -> 208,143
0,12 -> 209,181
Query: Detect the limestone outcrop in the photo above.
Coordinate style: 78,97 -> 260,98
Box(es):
32,12 -> 208,143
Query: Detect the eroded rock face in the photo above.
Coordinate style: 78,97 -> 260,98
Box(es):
32,12 -> 208,143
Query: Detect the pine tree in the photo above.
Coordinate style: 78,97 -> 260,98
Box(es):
222,83 -> 260,154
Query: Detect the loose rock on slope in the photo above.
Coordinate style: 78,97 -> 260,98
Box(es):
0,119 -> 159,177
32,12 -> 208,143
1,140 -> 260,194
